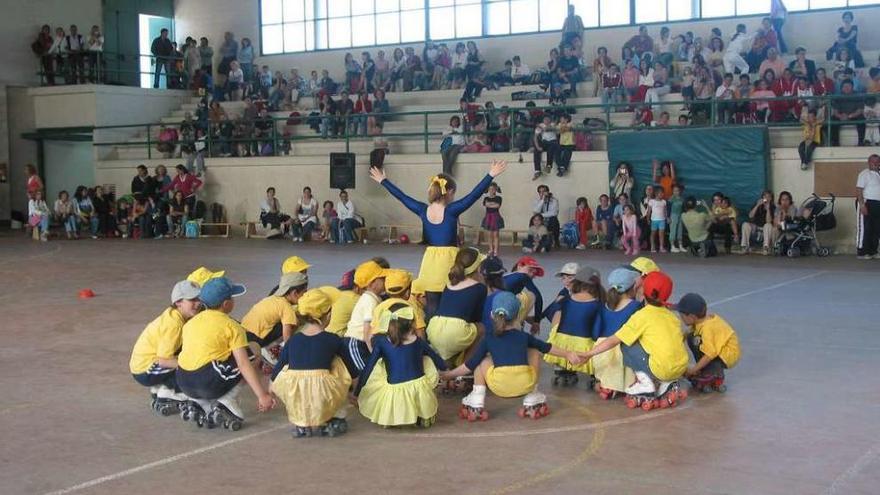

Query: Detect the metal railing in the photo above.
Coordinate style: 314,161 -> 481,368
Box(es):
36,51 -> 195,87
88,93 -> 877,159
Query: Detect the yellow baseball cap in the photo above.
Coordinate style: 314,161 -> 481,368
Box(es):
384,269 -> 413,295
354,260 -> 388,288
410,278 -> 426,296
186,267 -> 226,287
629,257 -> 660,276
281,256 -> 311,274
296,289 -> 332,319
317,286 -> 341,303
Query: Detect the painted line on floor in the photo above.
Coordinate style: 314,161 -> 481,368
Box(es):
707,271 -> 826,307
827,442 -> 880,495
41,423 -> 288,495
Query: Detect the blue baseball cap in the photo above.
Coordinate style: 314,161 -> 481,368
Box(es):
199,277 -> 247,308
491,291 -> 521,322
607,268 -> 640,293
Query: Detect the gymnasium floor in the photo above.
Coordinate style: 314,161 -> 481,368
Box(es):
1,234 -> 878,495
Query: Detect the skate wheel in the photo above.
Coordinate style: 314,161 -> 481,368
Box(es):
641,400 -> 653,412
532,410 -> 541,420
658,398 -> 669,409
678,389 -> 689,401
467,410 -> 477,422
517,406 -> 527,418
540,404 -> 549,416
160,405 -> 174,416
552,377 -> 560,386
716,384 -> 727,393
626,397 -> 637,409
479,410 -> 489,421
458,406 -> 468,419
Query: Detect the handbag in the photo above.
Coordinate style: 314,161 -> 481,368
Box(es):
440,136 -> 452,152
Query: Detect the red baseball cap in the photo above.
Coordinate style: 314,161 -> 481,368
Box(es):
516,256 -> 545,277
642,271 -> 673,303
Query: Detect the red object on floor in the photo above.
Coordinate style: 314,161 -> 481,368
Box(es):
78,289 -> 96,299
399,234 -> 410,244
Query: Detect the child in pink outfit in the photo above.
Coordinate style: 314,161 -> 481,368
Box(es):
621,204 -> 640,256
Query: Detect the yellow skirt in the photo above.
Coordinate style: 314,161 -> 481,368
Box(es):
513,290 -> 535,329
486,365 -> 537,398
426,315 -> 478,362
270,357 -> 352,427
418,246 -> 459,293
591,337 -> 634,393
358,357 -> 439,426
544,324 -> 594,374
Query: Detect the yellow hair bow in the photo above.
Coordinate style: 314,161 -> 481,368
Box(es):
429,175 -> 448,195
377,305 -> 416,331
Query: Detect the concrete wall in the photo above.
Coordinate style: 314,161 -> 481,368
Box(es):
173,2 -> 880,81
30,85 -> 190,129
0,85 -> 10,221
6,87 -> 38,219
95,148 -> 865,252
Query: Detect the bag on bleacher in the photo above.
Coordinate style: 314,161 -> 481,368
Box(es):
560,221 -> 580,249
260,142 -> 273,156
575,131 -> 591,151
439,136 -> 452,152
185,220 -> 200,239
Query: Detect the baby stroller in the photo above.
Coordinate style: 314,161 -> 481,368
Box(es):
775,193 -> 836,258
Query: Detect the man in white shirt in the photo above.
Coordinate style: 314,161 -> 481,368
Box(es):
344,261 -> 387,375
66,24 -> 85,84
856,154 -> 880,259
533,184 -> 561,249
333,189 -> 362,244
512,56 -> 531,85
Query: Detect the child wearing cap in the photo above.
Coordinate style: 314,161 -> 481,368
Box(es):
241,272 -> 308,369
541,262 -> 579,322
479,256 -> 508,332
343,260 -> 388,375
270,289 -> 356,437
580,271 -> 689,409
674,293 -> 740,391
281,256 -> 311,274
186,266 -> 226,287
503,256 -> 545,334
593,268 -> 642,399
129,280 -> 203,413
545,266 -> 604,385
325,258 -> 389,336
371,269 -> 426,339
445,291 -> 580,420
355,303 -> 448,428
426,247 -> 487,365
176,277 -> 276,429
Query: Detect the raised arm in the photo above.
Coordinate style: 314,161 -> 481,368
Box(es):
370,166 -> 426,216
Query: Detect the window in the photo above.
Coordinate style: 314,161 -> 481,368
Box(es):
259,0 -> 880,54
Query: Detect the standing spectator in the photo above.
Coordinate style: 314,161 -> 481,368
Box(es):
752,78 -> 776,122
238,37 -> 255,83
462,42 -> 486,100
54,190 -> 79,239
336,90 -> 355,137
131,164 -> 156,200
715,73 -> 736,124
24,163 -> 43,200
621,58 -> 639,100
218,32 -> 239,82
87,25 -> 104,83
610,162 -> 634,199
556,114 -> 575,177
561,4 -> 584,46
168,42 -> 185,89
432,44 -> 451,90
49,27 -> 67,82
798,108 -> 823,170
227,60 -> 244,101
600,64 -> 624,111
856,154 -> 880,259
708,192 -> 734,254
771,0 -> 788,54
574,197 -> 593,250
788,47 -> 816,83
830,80 -> 865,147
826,11 -> 864,68
533,185 -> 560,249
592,47 -> 612,96
199,37 -> 213,74
162,164 -> 203,213
344,52 -> 362,92
65,25 -> 85,84
360,51 -> 376,93
332,190 -> 362,244
34,25 -> 55,85
150,28 -> 173,89
354,91 -> 372,137
740,190 -> 776,255
184,38 -> 201,84
440,116 -> 465,175
723,24 -> 753,75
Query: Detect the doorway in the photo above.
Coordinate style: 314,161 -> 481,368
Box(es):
138,14 -> 173,89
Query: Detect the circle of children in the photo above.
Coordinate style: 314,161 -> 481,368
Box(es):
129,162 -> 741,437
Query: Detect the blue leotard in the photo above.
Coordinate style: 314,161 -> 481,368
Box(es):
556,298 -> 602,339
355,336 -> 448,395
542,288 -> 569,322
465,330 -> 551,371
381,174 -> 494,246
436,283 -> 487,323
596,300 -> 641,339
270,331 -> 354,380
503,272 -> 544,320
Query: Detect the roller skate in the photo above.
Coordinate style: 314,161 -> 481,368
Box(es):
260,343 -> 282,376
151,385 -> 187,416
655,380 -> 688,408
517,390 -> 549,419
209,385 -> 244,431
624,372 -> 660,412
416,415 -> 436,428
320,418 -> 349,437
292,426 -> 314,438
180,398 -> 213,428
593,382 -> 620,400
441,375 -> 473,395
552,369 -> 579,387
458,385 -> 489,422
689,373 -> 726,393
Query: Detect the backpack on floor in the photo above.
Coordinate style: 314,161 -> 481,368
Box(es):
211,203 -> 225,223
561,221 -> 580,249
184,220 -> 200,239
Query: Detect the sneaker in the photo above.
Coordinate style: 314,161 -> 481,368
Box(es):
800,162 -> 808,171
739,247 -> 750,255
575,244 -> 586,250
762,247 -> 771,256
625,372 -> 657,395
660,248 -> 668,253
857,255 -> 873,260
651,249 -> 657,253
522,247 -> 533,254
874,253 -> 880,260
532,172 -> 541,181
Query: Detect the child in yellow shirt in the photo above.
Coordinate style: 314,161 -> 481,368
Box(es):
241,272 -> 308,371
673,293 -> 741,393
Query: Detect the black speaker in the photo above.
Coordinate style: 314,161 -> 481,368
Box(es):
330,152 -> 356,190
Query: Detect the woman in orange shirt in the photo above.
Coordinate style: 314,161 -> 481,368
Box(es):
652,159 -> 676,199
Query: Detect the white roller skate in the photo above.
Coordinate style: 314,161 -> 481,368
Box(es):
458,385 -> 488,422
151,385 -> 187,417
655,379 -> 688,408
518,390 -> 549,419
209,384 -> 245,431
180,398 -> 214,428
624,372 -> 660,411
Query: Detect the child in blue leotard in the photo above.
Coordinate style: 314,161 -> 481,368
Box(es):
369,160 -> 507,318
545,265 -> 604,384
443,291 -> 580,420
593,267 -> 642,399
355,303 -> 448,428
504,256 -> 545,334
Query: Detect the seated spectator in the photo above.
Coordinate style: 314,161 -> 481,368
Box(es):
318,68 -> 337,98
157,125 -> 178,158
708,192 -> 736,254
676,32 -> 694,62
28,190 -> 51,241
555,44 -> 581,97
167,190 -> 189,237
73,186 -> 99,239
832,48 -> 857,83
208,101 -> 227,126
404,46 -> 428,91
715,73 -> 736,124
621,58 -> 639,100
534,185 -> 561,249
593,194 -> 613,248
304,69 -> 321,106
493,109 -> 511,152
332,189 -> 362,244
116,197 -> 132,238
511,55 -> 532,85
591,47 -> 612,96
646,61 -> 670,108
655,111 -> 670,127
522,214 -> 551,254
681,196 -> 716,257
319,93 -> 338,139
260,187 -> 291,233
654,27 -> 675,70
600,64 -> 625,111
253,108 -> 274,156
490,60 -> 515,88
758,47 -> 785,84
799,108 -> 824,169
162,164 -> 203,213
706,37 -> 725,80
740,190 -> 776,255
631,105 -> 653,127
374,50 -> 391,91
632,59 -> 654,104
344,52 -> 362,93
92,185 -> 114,237
752,78 -> 776,122
431,44 -> 451,90
830,80 -> 865,146
462,133 -> 491,153
826,11 -> 864,68
788,47 -> 816,83
335,90 -> 354,136
532,115 -> 558,181
131,195 -> 156,239
268,72 -> 287,110
865,96 -> 880,146
320,200 -> 336,241
292,186 -> 318,242
774,191 -> 799,243
368,89 -> 389,136
448,43 -> 467,89
54,190 -> 78,239
677,114 -> 690,126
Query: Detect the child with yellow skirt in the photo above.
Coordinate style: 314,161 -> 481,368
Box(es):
503,256 -> 545,333
444,291 -> 581,420
426,247 -> 487,366
270,289 -> 355,438
371,269 -> 427,338
545,265 -> 604,387
369,160 -> 508,319
354,303 -> 447,428
593,268 -> 642,400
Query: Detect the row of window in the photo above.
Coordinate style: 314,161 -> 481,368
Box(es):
260,0 -> 880,54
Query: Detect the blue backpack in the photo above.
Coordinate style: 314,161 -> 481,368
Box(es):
184,221 -> 200,239
561,221 -> 579,249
